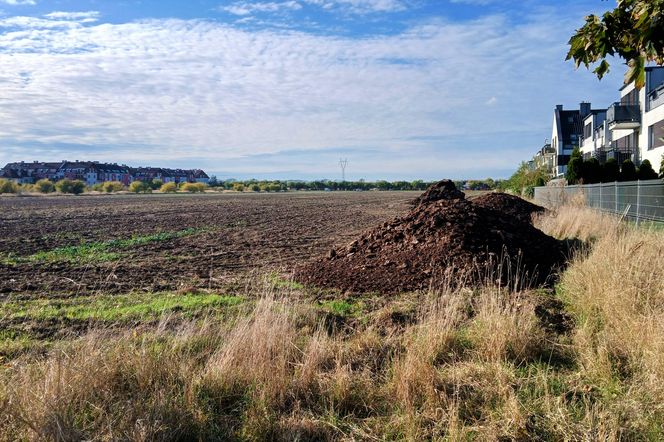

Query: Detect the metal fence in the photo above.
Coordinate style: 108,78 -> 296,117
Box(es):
533,179 -> 664,223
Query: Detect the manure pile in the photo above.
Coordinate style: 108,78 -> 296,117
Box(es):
295,181 -> 564,294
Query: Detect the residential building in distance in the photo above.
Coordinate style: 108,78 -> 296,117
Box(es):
0,160 -> 209,186
550,103 -> 586,176
540,66 -> 664,179
580,107 -> 609,161
533,142 -> 556,175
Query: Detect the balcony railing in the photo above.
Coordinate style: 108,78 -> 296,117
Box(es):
606,102 -> 641,129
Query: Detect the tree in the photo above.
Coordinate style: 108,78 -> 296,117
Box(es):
181,182 -> 207,193
637,159 -> 659,180
620,159 -> 638,181
102,181 -> 124,193
34,179 -> 55,193
567,0 -> 664,89
0,179 -> 19,194
129,181 -> 152,193
660,154 -> 664,178
55,179 -> 85,195
566,147 -> 583,184
499,162 -> 550,196
160,182 -> 178,193
150,179 -> 163,190
602,158 -> 620,182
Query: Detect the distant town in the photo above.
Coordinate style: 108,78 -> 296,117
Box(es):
0,160 -> 210,186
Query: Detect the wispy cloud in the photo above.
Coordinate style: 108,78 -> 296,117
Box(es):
0,7 -> 623,178
43,11 -> 100,23
303,0 -> 408,13
0,0 -> 36,5
219,1 -> 302,16
449,0 -> 496,5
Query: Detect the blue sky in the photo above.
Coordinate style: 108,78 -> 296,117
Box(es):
0,0 -> 625,180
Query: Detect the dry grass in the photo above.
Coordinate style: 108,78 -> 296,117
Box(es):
534,196 -> 621,242
0,205 -> 663,440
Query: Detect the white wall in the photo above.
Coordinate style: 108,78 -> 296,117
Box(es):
640,102 -> 664,168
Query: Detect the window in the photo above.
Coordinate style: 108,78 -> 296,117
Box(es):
650,120 -> 664,150
584,123 -> 592,140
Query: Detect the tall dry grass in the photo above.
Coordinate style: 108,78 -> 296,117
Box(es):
0,204 -> 663,440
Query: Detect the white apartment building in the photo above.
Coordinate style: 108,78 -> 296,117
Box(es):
578,66 -> 664,168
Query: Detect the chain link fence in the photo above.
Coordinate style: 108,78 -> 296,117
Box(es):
533,179 -> 664,223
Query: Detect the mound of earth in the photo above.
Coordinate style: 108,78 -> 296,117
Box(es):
472,193 -> 546,224
411,179 -> 464,206
294,182 -> 564,294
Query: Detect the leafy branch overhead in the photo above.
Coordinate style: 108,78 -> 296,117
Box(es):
567,0 -> 664,89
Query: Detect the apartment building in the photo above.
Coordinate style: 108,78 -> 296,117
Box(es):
0,161 -> 210,185
576,66 -> 664,170
549,103 -> 586,176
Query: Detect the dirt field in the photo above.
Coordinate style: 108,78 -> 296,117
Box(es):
0,192 -> 417,298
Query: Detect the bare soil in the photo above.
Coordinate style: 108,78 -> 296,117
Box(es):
295,181 -> 564,294
0,192 -> 415,297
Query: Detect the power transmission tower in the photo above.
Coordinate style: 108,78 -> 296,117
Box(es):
339,158 -> 348,182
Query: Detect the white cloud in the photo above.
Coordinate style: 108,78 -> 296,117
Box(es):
303,0 -> 407,13
0,0 -> 36,5
0,8 -> 624,178
219,1 -> 302,16
450,0 -> 495,5
44,11 -> 100,23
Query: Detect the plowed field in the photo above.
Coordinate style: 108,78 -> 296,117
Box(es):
0,192 -> 416,298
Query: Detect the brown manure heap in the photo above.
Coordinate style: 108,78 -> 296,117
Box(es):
472,192 -> 546,224
294,181 -> 564,294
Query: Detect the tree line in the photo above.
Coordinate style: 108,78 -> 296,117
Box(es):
206,178 -> 499,192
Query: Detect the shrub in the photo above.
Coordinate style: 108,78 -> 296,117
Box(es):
565,147 -> 583,184
250,184 -> 260,192
0,179 -> 19,194
181,182 -> 207,193
151,179 -> 163,190
55,179 -> 86,195
102,181 -> 124,193
232,183 -> 245,192
91,183 -> 104,192
619,159 -> 637,181
581,157 -> 601,183
34,179 -> 55,194
160,182 -> 178,193
129,181 -> 152,193
637,159 -> 658,180
602,158 -> 620,182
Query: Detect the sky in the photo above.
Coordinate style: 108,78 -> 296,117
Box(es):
0,0 -> 626,181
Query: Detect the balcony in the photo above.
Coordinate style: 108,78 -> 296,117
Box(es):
607,103 -> 641,130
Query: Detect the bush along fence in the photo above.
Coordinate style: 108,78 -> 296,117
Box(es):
534,179 -> 664,224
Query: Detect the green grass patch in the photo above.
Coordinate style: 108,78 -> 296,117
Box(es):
0,330 -> 45,360
0,292 -> 244,323
318,299 -> 364,317
268,272 -> 304,290
6,227 -> 205,264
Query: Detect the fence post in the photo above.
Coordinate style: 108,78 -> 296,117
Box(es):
599,183 -> 603,211
636,180 -> 641,226
615,181 -> 618,214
